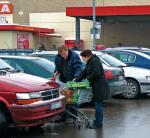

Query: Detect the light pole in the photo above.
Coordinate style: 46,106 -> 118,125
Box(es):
93,0 -> 96,50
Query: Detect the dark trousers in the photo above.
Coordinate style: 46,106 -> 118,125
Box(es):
94,102 -> 103,126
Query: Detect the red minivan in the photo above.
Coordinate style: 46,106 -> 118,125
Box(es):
0,59 -> 66,133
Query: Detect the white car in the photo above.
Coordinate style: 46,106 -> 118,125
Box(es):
122,66 -> 150,98
94,51 -> 150,99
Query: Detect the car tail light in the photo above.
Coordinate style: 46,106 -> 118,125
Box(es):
105,70 -> 114,80
121,68 -> 125,77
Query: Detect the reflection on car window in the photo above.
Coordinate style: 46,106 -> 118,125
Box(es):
0,59 -> 15,70
100,54 -> 126,67
33,58 -> 55,73
128,54 -> 135,62
3,59 -> 24,72
119,53 -> 128,62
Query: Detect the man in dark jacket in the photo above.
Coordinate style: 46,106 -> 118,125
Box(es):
54,45 -> 83,122
55,45 -> 82,83
75,49 -> 110,129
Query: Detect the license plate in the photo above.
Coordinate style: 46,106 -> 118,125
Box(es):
51,101 -> 62,110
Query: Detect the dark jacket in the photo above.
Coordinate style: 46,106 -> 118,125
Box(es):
76,55 -> 110,102
55,49 -> 83,83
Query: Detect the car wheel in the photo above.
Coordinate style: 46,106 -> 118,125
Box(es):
0,110 -> 8,134
122,79 -> 140,99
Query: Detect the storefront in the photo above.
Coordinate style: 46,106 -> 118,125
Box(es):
66,5 -> 150,48
0,24 -> 60,49
0,2 -> 60,49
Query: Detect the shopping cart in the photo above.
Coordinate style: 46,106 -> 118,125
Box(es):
61,80 -> 91,129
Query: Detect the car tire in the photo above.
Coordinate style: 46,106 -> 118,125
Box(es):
0,110 -> 8,135
122,79 -> 140,99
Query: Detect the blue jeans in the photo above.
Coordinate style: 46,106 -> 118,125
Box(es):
94,102 -> 103,126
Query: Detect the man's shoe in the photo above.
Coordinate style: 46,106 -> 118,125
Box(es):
87,124 -> 103,129
92,120 -> 103,127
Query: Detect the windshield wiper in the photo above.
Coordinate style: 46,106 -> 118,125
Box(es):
0,67 -> 12,71
0,67 -> 16,73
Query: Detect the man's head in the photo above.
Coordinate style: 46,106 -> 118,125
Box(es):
80,49 -> 93,63
57,45 -> 68,59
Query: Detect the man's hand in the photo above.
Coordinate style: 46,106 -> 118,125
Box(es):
50,76 -> 56,81
54,71 -> 59,77
73,78 -> 77,81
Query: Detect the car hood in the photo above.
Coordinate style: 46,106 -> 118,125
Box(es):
123,66 -> 150,76
0,72 -> 60,92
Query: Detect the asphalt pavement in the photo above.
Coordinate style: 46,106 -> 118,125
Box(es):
4,96 -> 150,138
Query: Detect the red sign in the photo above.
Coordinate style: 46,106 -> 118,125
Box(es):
0,3 -> 13,14
65,40 -> 84,50
96,45 -> 106,50
17,34 -> 29,49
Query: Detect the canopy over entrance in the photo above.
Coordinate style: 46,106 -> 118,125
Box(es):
66,5 -> 150,22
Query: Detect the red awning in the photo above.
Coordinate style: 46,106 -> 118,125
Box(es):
66,5 -> 150,17
0,24 -> 54,33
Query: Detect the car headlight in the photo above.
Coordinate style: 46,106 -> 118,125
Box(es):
146,76 -> 150,81
16,93 -> 30,100
16,92 -> 42,105
29,92 -> 41,98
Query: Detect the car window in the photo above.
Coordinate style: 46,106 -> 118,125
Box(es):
19,59 -> 54,78
128,54 -> 135,62
100,54 -> 126,67
36,55 -> 56,62
119,53 -> 128,62
0,59 -> 15,70
2,59 -> 25,72
32,58 -> 55,73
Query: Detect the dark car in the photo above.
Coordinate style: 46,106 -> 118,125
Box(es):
0,56 -> 55,79
106,46 -> 150,51
102,49 -> 150,69
0,49 -> 35,56
30,50 -> 127,97
106,47 -> 150,56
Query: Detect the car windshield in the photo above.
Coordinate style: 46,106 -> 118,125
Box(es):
0,59 -> 15,71
32,58 -> 55,72
99,53 -> 127,67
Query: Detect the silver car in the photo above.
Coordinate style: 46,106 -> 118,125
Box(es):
94,51 -> 150,99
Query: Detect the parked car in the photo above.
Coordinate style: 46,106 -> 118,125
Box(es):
106,47 -> 150,56
106,46 -> 150,51
0,58 -> 65,133
30,50 -> 127,97
93,51 -> 150,99
0,55 -> 91,105
0,56 -> 55,79
102,49 -> 150,69
0,49 -> 35,56
141,50 -> 150,56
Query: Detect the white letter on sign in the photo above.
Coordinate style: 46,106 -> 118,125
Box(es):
1,4 -> 10,13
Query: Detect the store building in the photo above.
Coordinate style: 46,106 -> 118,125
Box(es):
0,1 -> 60,49
2,0 -> 150,49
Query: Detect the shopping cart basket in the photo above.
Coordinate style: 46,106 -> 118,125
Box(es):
61,80 -> 91,129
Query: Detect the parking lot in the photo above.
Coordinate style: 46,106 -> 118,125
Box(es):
4,96 -> 150,138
